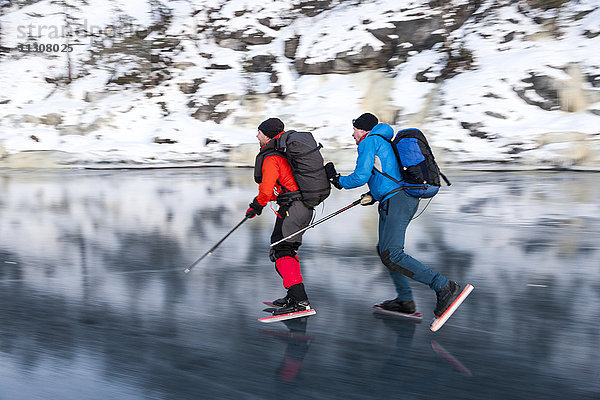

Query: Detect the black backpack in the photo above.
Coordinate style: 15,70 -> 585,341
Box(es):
373,128 -> 450,198
274,130 -> 331,207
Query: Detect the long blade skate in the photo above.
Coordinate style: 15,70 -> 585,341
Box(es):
258,308 -> 316,323
430,284 -> 474,332
372,305 -> 423,321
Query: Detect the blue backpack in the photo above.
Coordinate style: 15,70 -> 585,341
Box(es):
373,128 -> 451,198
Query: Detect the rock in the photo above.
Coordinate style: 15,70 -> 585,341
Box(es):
40,113 -> 63,126
583,29 -> 600,39
284,35 -> 300,59
109,72 -> 145,86
154,137 -> 178,144
258,17 -> 271,27
191,94 -> 232,123
292,0 -> 334,17
257,17 -> 282,30
59,125 -> 85,136
218,38 -> 247,51
438,43 -> 475,80
245,55 -> 276,73
21,115 -> 41,125
485,111 -> 507,119
294,0 -> 479,76
528,0 -> 568,10
173,61 -> 197,70
178,78 -> 205,94
516,73 -> 560,111
416,67 -> 434,83
296,44 -> 390,75
526,74 -> 558,100
461,121 -> 494,139
502,31 -> 516,43
85,115 -> 115,134
84,91 -> 110,103
241,30 -> 274,46
214,24 -> 274,47
517,66 -> 595,113
206,64 -> 232,70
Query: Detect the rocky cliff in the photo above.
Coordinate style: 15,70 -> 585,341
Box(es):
0,0 -> 599,169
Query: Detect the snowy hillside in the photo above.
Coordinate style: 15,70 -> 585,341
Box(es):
0,0 -> 599,169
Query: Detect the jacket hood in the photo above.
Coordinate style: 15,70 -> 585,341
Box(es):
368,123 -> 394,140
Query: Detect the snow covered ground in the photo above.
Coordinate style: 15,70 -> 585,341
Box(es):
0,0 -> 599,169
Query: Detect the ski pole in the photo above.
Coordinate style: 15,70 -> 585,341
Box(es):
184,216 -> 248,274
270,197 -> 365,248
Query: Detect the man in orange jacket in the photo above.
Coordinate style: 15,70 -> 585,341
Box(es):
246,118 -> 314,315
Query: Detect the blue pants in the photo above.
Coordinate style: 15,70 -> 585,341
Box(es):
378,191 -> 448,301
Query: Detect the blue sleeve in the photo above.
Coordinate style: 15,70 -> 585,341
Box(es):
338,138 -> 375,189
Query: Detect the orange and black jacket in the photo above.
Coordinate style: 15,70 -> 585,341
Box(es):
253,132 -> 299,207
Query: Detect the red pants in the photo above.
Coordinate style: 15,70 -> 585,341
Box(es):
275,256 -> 303,288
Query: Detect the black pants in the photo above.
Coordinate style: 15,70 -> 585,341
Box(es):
269,200 -> 313,261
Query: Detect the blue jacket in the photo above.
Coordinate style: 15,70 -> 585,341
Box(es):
338,123 -> 404,202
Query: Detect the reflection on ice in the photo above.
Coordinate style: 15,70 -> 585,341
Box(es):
0,168 -> 598,399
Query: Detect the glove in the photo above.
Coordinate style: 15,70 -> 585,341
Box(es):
331,175 -> 343,190
360,192 -> 376,206
324,162 -> 338,180
324,162 -> 343,190
245,197 -> 264,219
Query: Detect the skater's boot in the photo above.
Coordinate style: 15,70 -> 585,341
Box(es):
272,295 -> 289,307
378,299 -> 416,314
433,281 -> 460,317
273,283 -> 310,315
272,298 -> 311,315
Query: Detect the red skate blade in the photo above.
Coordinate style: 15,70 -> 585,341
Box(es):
430,284 -> 474,332
258,308 -> 316,323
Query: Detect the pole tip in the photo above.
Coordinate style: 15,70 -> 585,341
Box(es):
184,268 -> 191,274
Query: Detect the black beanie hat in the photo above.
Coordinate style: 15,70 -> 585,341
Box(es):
352,113 -> 378,131
258,117 -> 285,138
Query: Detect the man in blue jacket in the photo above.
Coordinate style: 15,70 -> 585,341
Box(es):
325,113 -> 461,319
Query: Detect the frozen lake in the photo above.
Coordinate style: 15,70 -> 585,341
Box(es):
0,168 -> 598,399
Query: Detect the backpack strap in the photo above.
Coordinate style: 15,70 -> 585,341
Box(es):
295,143 -> 323,158
369,134 -> 403,172
440,172 -> 452,186
373,166 -> 427,190
373,166 -> 400,184
368,134 -> 404,185
254,144 -> 286,184
372,132 -> 451,187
